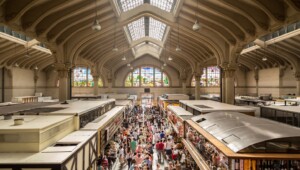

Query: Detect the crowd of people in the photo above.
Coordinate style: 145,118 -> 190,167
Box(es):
97,105 -> 189,170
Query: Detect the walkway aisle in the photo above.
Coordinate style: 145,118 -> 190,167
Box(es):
99,105 -> 180,170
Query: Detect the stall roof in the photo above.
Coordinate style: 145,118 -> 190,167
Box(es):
180,100 -> 255,113
115,100 -> 132,107
261,105 -> 300,114
191,112 -> 300,153
168,106 -> 193,116
81,106 -> 125,130
0,115 -> 73,130
160,94 -> 189,100
43,99 -> 115,115
0,130 -> 97,164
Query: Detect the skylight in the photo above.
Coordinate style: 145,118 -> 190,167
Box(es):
127,17 -> 167,41
118,0 -> 143,12
150,0 -> 175,12
118,0 -> 176,12
149,17 -> 166,41
127,17 -> 145,41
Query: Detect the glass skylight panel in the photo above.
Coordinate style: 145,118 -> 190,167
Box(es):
149,17 -> 166,41
118,0 -> 143,12
127,17 -> 145,41
150,0 -> 175,12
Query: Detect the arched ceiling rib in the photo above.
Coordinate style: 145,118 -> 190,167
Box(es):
0,0 -> 299,75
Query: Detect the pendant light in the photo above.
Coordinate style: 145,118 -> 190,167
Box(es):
262,42 -> 267,61
121,45 -> 126,61
192,0 -> 201,31
127,63 -> 131,67
34,66 -> 38,70
130,66 -> 133,70
163,63 -> 167,66
92,0 -> 101,31
176,20 -> 181,52
24,47 -> 30,58
168,34 -> 173,61
14,63 -> 19,67
112,22 -> 118,52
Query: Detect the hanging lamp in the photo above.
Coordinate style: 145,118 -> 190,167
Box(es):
262,42 -> 267,61
24,47 -> 30,58
122,45 -> 126,61
176,20 -> 181,52
92,0 -> 101,31
112,22 -> 118,52
193,0 -> 201,31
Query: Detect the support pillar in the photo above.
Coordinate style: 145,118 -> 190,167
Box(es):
33,70 -> 39,94
93,76 -> 99,96
195,75 -> 201,100
182,81 -> 187,94
107,80 -> 112,93
254,69 -> 259,96
295,71 -> 300,96
221,69 -> 226,102
57,69 -> 69,102
224,68 -> 236,104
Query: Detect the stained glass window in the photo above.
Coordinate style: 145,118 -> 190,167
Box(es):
125,73 -> 132,87
141,66 -> 154,87
124,66 -> 169,87
73,67 -> 104,87
155,68 -> 162,87
73,67 -> 87,87
191,66 -> 220,87
98,79 -> 104,87
133,68 -> 140,87
206,66 -> 220,86
163,73 -> 169,86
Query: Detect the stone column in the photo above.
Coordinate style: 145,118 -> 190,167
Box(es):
107,79 -> 112,93
224,68 -> 236,104
57,69 -> 69,102
182,81 -> 187,94
254,69 -> 259,96
295,71 -> 300,96
195,75 -> 201,100
33,70 -> 39,94
221,69 -> 226,102
93,76 -> 99,96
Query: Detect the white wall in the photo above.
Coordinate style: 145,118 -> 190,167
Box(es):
243,67 -> 297,98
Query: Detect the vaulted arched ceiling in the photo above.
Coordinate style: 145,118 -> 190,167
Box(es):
0,0 -> 300,75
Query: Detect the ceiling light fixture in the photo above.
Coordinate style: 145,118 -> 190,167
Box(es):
163,63 -> 167,66
262,57 -> 267,61
168,56 -> 173,61
130,66 -> 133,70
112,22 -> 118,52
176,20 -> 181,52
193,0 -> 201,31
122,45 -> 126,61
127,63 -> 131,67
34,66 -> 38,70
92,0 -> 101,31
14,63 -> 19,67
24,47 -> 30,58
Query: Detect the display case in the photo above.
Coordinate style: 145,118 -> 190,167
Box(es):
167,106 -> 193,138
185,112 -> 300,170
261,105 -> 300,127
81,106 -> 125,156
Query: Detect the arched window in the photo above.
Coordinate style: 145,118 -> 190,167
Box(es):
191,66 -> 220,87
72,67 -> 104,87
125,66 -> 170,87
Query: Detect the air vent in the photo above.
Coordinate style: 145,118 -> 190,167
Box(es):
222,134 -> 240,144
196,118 -> 206,123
